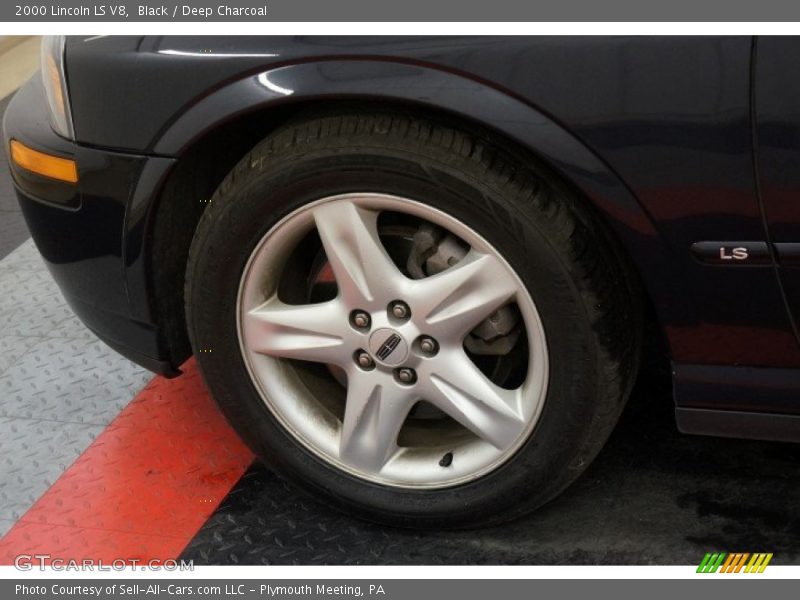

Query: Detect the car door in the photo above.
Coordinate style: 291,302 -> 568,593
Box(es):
754,36 -> 800,343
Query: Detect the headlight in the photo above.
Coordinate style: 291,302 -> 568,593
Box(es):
40,36 -> 74,139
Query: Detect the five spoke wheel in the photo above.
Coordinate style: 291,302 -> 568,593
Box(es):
238,194 -> 548,488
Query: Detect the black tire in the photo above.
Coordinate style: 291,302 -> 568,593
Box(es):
185,109 -> 642,528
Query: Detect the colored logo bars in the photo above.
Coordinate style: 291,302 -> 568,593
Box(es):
697,552 -> 773,573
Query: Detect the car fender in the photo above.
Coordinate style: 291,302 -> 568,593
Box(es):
151,59 -> 687,346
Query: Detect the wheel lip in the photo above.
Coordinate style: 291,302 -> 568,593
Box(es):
236,192 -> 549,490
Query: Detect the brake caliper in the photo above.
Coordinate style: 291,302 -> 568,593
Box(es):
406,224 -> 520,355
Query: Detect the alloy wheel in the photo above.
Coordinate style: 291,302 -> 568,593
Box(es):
237,193 -> 548,488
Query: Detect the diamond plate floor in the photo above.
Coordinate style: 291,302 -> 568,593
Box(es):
0,240 -> 152,537
0,361 -> 253,564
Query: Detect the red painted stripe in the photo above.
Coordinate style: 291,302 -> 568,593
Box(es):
0,359 -> 254,564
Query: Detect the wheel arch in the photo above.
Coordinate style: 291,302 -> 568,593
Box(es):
141,59 -> 677,370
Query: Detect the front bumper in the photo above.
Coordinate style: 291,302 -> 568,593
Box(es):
3,75 -> 178,376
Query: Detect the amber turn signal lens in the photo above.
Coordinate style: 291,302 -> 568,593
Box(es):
9,139 -> 78,184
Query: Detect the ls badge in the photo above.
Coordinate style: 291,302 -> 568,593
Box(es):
690,241 -> 771,265
719,246 -> 749,261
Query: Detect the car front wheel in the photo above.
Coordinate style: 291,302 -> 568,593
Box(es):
185,110 -> 641,527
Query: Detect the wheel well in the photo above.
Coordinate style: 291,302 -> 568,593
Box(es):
149,104 -> 303,367
149,99 -> 665,374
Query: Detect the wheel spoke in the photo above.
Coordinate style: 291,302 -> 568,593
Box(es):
244,297 -> 349,365
410,250 -> 518,338
313,200 -> 404,306
339,375 -> 414,473
423,351 -> 525,450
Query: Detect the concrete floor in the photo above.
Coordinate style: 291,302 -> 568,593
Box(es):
0,37 -> 39,100
0,37 -> 38,260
